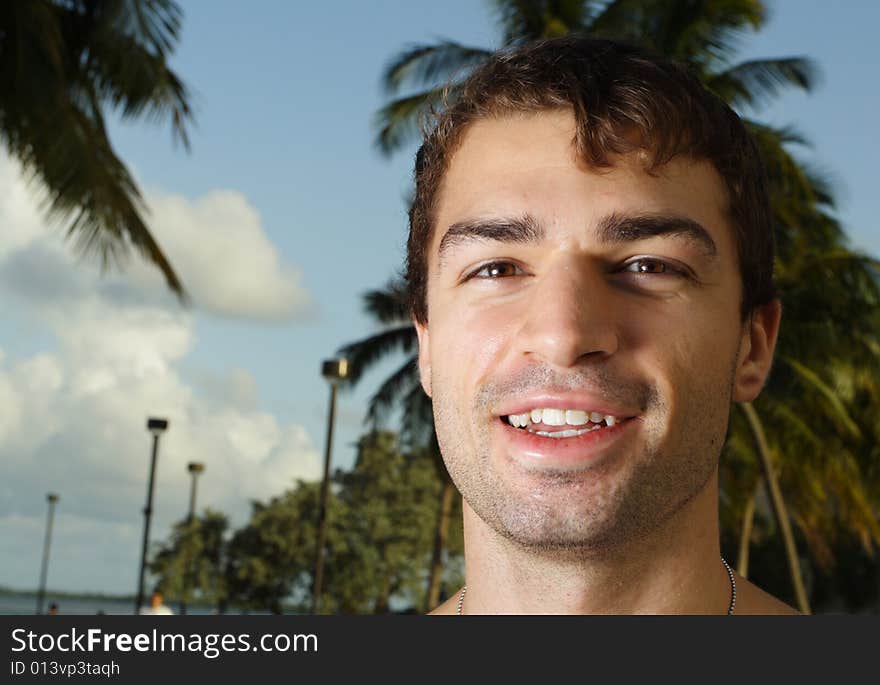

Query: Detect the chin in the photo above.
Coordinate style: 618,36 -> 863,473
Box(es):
471,487 -> 628,552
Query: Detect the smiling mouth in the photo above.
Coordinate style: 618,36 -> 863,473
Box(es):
500,408 -> 631,438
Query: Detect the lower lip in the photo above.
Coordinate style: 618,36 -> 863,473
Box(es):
496,417 -> 639,470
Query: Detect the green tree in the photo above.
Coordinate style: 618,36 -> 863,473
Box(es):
370,0 -> 880,612
330,430 -> 463,613
375,0 -> 815,155
149,509 -> 229,610
0,0 -> 192,297
222,431 -> 461,614
338,280 -> 462,611
722,243 -> 880,586
224,482 -> 329,614
717,124 -> 880,609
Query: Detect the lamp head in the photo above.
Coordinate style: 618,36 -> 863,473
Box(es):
147,418 -> 169,433
321,358 -> 350,382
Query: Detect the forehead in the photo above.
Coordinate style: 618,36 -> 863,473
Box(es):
430,110 -> 733,258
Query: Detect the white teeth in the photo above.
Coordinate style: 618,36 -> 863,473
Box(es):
541,408 -> 566,426
506,408 -> 626,430
534,426 -> 597,438
565,409 -> 589,426
510,412 -> 530,428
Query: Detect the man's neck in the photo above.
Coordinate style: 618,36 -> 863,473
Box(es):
460,482 -> 730,614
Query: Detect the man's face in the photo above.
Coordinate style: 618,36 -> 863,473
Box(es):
415,109 -> 779,552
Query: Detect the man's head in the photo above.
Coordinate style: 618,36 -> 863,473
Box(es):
150,590 -> 164,607
410,37 -> 781,554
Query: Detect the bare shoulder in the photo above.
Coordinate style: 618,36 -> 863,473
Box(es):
427,592 -> 462,616
734,574 -> 801,615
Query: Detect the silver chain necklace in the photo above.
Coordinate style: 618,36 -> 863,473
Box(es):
457,556 -> 737,615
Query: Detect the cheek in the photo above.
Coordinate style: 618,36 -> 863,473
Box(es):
623,282 -> 738,358
429,300 -> 516,395
624,301 -> 738,423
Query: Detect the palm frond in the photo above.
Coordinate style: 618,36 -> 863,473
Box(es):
382,40 -> 492,94
0,0 -> 191,298
3,85 -> 186,296
744,120 -> 836,214
800,165 -> 836,209
60,0 -> 193,144
628,0 -> 765,66
363,278 -> 410,325
708,57 -> 817,110
543,0 -> 592,36
492,0 -> 593,42
373,84 -> 452,156
586,0 -> 646,38
490,0 -> 546,44
755,122 -> 811,148
768,402 -> 823,452
125,0 -> 183,56
78,26 -> 193,148
398,382 -> 435,448
780,356 -> 862,440
365,355 -> 420,428
337,325 -> 417,386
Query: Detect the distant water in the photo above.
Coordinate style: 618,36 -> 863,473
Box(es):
0,594 -> 224,616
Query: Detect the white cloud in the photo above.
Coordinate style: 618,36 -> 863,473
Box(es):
0,317 -> 322,594
0,154 -> 314,322
127,188 -> 315,321
0,158 -> 45,260
0,155 -> 322,596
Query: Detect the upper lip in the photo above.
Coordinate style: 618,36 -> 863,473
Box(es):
495,393 -> 639,420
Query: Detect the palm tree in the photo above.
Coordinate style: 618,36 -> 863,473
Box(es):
0,0 -> 193,298
375,0 -> 815,155
722,235 -> 880,589
338,279 -> 460,612
367,0 -> 880,612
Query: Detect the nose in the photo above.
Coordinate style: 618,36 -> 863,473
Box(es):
516,259 -> 619,368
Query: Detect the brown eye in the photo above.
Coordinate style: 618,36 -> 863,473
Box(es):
471,261 -> 524,279
624,258 -> 678,275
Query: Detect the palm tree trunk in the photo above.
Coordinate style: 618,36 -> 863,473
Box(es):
374,575 -> 392,614
425,474 -> 455,612
737,480 -> 760,578
739,402 -> 811,613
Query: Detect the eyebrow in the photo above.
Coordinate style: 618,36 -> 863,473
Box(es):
437,215 -> 544,270
435,211 -> 718,270
596,212 -> 718,258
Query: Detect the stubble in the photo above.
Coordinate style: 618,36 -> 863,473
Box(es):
431,360 -> 736,558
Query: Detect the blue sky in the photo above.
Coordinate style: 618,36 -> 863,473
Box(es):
1,0 -> 877,595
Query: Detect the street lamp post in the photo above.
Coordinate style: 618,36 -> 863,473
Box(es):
311,358 -> 349,613
35,493 -> 59,615
135,417 -> 168,615
186,462 -> 205,522
179,462 -> 205,615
